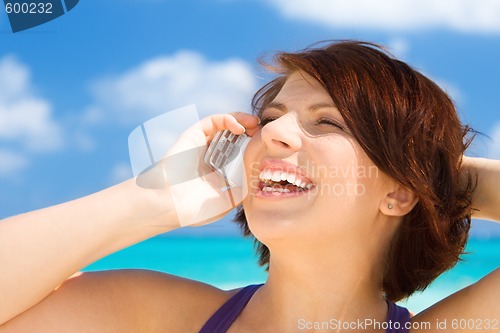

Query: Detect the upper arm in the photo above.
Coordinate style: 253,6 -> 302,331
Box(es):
412,268 -> 500,332
463,157 -> 500,222
0,269 -> 231,332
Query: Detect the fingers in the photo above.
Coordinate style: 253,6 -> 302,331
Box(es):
232,112 -> 261,137
245,126 -> 261,137
231,112 -> 260,129
200,113 -> 260,140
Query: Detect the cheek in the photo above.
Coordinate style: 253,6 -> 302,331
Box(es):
243,133 -> 261,164
310,139 -> 380,201
243,133 -> 263,188
310,139 -> 358,179
243,136 -> 260,166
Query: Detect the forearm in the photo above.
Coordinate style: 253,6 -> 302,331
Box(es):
463,156 -> 500,222
0,179 -> 177,324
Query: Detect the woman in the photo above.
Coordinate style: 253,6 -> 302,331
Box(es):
0,41 -> 499,332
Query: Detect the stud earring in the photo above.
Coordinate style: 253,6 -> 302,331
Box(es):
388,203 -> 393,209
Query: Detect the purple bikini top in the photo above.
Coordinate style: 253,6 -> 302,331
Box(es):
199,284 -> 410,333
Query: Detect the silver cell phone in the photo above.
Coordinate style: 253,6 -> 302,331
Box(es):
204,130 -> 250,187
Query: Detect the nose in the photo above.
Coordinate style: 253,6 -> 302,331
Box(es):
260,112 -> 303,156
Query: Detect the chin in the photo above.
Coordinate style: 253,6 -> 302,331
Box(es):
244,207 -> 308,242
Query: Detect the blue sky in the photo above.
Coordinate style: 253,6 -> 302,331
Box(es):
1,0 -> 500,235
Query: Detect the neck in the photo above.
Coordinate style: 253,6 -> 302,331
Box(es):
236,239 -> 390,332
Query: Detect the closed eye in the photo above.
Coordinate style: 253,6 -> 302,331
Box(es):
317,118 -> 345,131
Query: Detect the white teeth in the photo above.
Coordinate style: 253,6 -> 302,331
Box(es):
262,169 -> 272,180
259,168 -> 314,190
271,171 -> 282,182
262,186 -> 291,193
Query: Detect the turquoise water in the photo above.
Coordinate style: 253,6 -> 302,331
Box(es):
83,236 -> 500,313
83,235 -> 268,289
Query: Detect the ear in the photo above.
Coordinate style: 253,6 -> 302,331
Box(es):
380,184 -> 419,217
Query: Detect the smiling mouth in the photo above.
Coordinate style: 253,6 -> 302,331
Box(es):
257,169 -> 314,194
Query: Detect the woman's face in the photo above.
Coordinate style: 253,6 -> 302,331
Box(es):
242,71 -> 395,243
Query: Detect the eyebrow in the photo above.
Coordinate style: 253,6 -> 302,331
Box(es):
264,102 -> 338,112
309,102 -> 338,112
263,101 -> 347,128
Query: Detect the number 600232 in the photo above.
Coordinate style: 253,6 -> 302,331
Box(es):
5,2 -> 53,14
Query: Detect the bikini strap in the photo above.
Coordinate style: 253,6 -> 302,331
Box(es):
386,301 -> 411,333
199,284 -> 263,333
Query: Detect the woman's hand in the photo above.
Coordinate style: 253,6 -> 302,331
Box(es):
139,112 -> 260,227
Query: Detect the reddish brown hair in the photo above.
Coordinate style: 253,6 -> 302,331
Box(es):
234,41 -> 476,302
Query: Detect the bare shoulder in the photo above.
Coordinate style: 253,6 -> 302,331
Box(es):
410,268 -> 500,333
0,269 -> 237,332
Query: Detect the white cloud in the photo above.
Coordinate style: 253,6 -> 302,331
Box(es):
88,50 -> 258,124
0,55 -> 64,178
266,0 -> 500,33
0,56 -> 63,152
